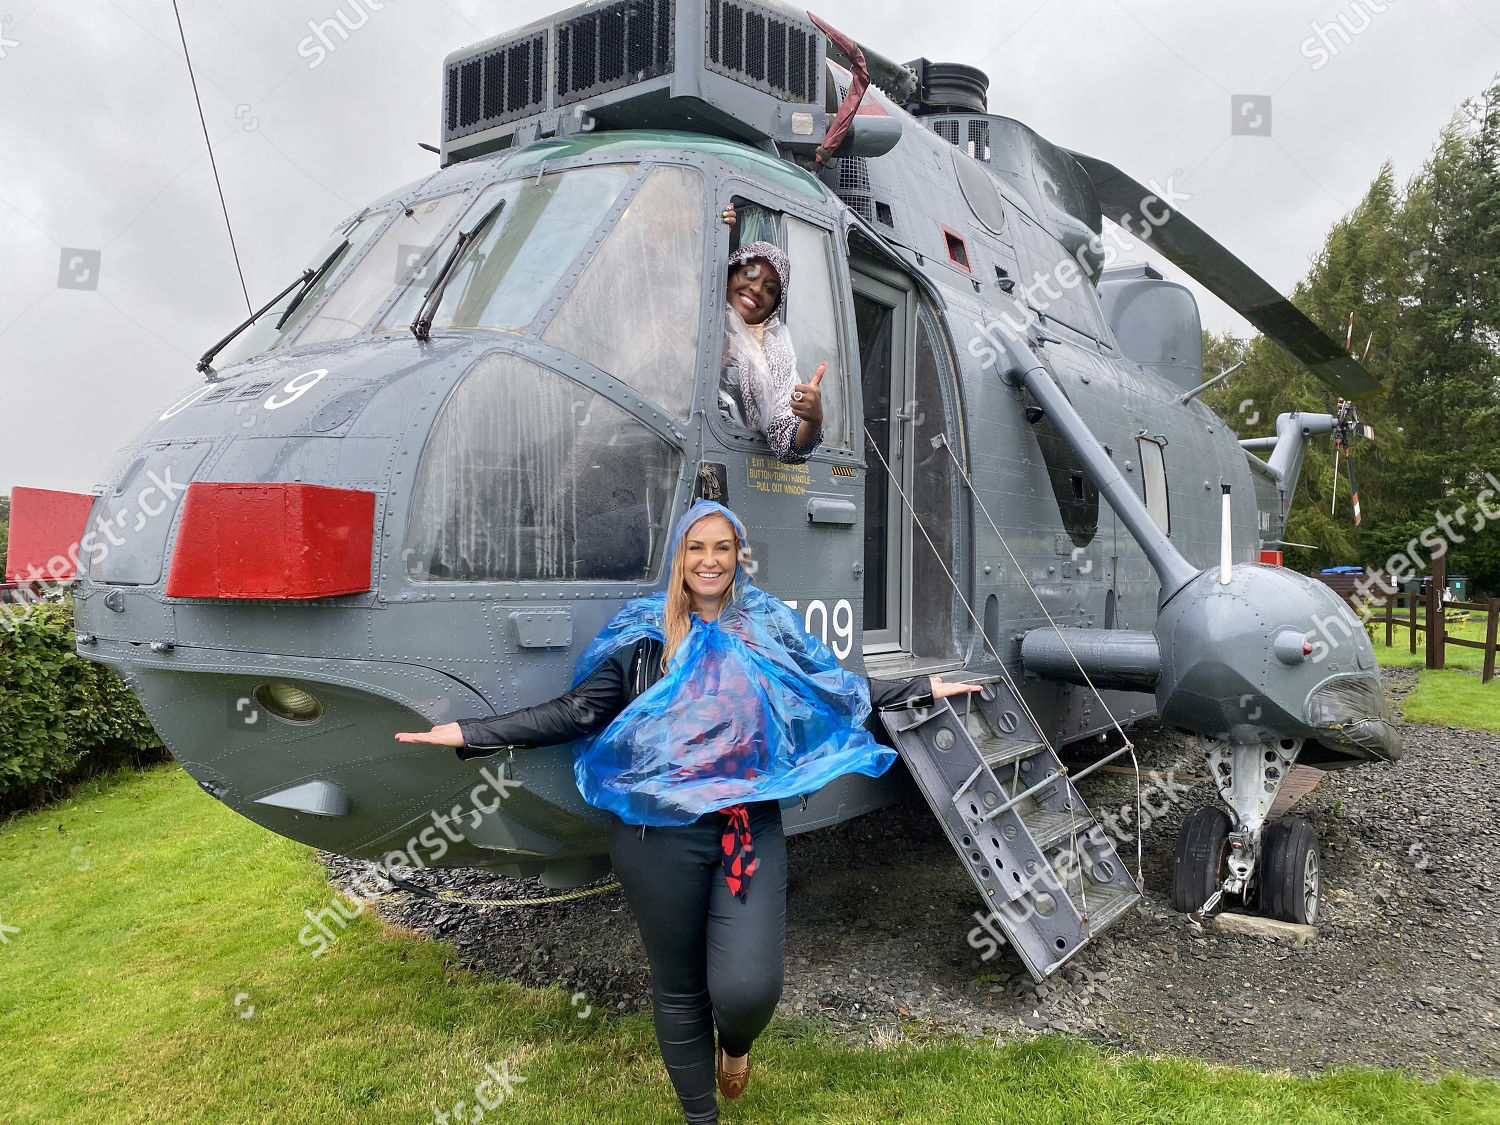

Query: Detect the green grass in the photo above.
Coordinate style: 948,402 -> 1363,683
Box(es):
1398,668 -> 1500,732
3,766 -> 1498,1124
1372,610 -> 1492,672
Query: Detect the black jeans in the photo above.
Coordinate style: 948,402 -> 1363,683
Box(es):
609,800 -> 787,1124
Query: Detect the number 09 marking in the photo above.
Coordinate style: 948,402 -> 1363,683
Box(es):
791,598 -> 855,659
264,368 -> 327,410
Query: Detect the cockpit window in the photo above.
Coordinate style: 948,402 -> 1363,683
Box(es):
213,214 -> 382,368
295,193 -> 468,346
542,165 -> 705,421
405,352 -> 681,582
426,165 -> 635,335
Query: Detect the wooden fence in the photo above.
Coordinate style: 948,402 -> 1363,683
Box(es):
1314,562 -> 1497,684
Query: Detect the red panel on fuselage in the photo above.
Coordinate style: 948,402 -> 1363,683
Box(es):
4,486 -> 95,581
165,483 -> 374,599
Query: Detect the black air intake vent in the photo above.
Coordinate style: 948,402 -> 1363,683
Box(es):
557,0 -> 675,106
440,0 -> 826,163
933,118 -> 960,147
706,0 -> 819,102
446,31 -> 547,140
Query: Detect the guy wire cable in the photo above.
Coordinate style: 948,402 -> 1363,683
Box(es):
866,425 -> 1144,889
936,436 -> 1144,885
171,0 -> 253,315
376,866 -> 621,908
863,428 -> 1104,914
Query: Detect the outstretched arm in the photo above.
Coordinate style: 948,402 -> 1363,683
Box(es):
869,675 -> 980,710
396,650 -> 634,759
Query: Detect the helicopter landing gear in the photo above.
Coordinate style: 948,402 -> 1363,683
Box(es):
1171,805 -> 1232,914
1258,816 -> 1322,924
1177,736 -> 1307,920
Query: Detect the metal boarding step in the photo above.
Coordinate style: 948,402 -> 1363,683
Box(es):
878,679 -> 1142,981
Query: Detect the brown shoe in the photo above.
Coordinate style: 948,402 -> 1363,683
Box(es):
717,1047 -> 750,1100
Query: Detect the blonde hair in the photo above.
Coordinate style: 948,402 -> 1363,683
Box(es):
661,514 -> 741,672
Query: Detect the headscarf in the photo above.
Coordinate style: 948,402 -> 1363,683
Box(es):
568,500 -> 893,827
721,241 -> 801,436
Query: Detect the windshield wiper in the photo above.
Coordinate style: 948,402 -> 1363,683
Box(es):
196,267 -> 315,377
411,198 -> 508,341
274,240 -> 349,332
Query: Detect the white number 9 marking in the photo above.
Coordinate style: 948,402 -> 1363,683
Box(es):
796,598 -> 855,659
264,368 -> 327,410
831,598 -> 853,659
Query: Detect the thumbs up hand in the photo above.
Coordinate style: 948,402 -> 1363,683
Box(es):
790,362 -> 826,425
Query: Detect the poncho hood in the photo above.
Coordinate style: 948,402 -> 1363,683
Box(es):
664,499 -> 749,592
567,502 -> 891,825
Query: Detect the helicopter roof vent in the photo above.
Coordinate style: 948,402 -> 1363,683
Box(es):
441,0 -> 828,165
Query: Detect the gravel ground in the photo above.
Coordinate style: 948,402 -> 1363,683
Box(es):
324,667 -> 1500,1078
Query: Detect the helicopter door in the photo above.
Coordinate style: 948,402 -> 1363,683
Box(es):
852,272 -> 915,653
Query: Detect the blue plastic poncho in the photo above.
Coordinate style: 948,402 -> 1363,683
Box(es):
570,500 -> 895,825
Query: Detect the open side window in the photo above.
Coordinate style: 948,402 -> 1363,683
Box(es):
715,191 -> 850,451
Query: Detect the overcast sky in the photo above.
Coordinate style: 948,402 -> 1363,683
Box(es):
1,0 -> 1496,494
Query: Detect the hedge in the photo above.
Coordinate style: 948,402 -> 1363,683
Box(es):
0,598 -> 166,815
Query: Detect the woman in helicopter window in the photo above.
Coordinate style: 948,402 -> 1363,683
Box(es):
397,499 -> 976,1125
718,202 -> 828,463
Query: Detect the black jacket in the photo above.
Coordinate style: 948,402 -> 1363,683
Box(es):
455,636 -> 933,759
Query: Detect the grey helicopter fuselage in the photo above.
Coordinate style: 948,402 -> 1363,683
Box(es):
65,6 -> 1389,898
73,121 -> 1252,885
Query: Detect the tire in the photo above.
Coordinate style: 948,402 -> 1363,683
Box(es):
1259,817 -> 1321,924
1171,805 -> 1232,913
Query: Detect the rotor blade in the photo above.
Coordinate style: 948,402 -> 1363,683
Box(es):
1345,445 -> 1363,526
1067,151 -> 1385,400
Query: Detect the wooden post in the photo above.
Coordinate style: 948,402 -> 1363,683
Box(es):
1384,583 -> 1394,648
1428,552 -> 1447,671
1409,585 -> 1418,655
1484,598 -> 1498,685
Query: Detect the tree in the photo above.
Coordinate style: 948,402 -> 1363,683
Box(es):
1202,75 -> 1500,592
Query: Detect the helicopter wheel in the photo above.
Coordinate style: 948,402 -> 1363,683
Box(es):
1171,805 -> 1233,914
1258,816 -> 1321,925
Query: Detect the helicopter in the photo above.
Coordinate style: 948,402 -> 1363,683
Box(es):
5,0 -> 1399,982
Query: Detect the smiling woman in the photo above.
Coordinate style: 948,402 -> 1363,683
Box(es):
395,499 -> 977,1124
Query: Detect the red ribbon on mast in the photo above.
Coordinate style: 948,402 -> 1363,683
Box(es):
807,11 -> 870,165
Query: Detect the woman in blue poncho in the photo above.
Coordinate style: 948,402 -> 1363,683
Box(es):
397,500 -> 975,1124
